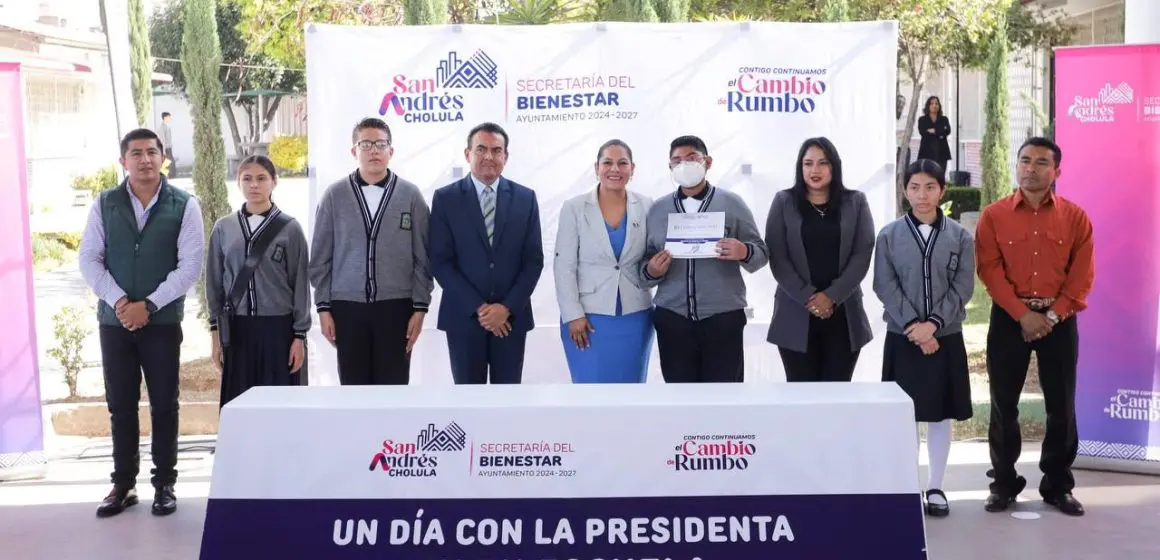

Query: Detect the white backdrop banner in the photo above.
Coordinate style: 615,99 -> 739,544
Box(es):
304,21 -> 899,385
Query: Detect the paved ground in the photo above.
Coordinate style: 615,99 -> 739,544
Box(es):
0,440 -> 1157,559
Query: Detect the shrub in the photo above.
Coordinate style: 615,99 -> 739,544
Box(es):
38,231 -> 82,251
31,234 -> 69,269
269,135 -> 308,174
901,187 -> 980,220
48,303 -> 92,399
71,165 -> 121,197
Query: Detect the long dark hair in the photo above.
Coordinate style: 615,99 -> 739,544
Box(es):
924,95 -> 943,119
791,136 -> 847,210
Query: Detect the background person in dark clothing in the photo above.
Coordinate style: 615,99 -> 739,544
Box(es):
975,137 -> 1095,517
78,128 -> 206,518
916,96 -> 952,173
764,137 -> 875,382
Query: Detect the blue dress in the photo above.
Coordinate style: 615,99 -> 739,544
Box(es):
561,217 -> 654,383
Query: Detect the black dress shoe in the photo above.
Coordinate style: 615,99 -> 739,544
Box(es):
924,489 -> 950,517
96,485 -> 138,518
152,485 -> 177,516
1044,492 -> 1085,516
984,492 -> 1017,512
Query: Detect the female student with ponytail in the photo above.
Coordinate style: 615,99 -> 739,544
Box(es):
206,155 -> 312,407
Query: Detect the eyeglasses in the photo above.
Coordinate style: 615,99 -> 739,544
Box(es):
356,140 -> 391,151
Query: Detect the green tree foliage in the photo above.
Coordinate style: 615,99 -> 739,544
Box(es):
235,0 -> 401,70
980,8 -> 1010,211
404,0 -> 449,24
128,0 -> 153,126
150,0 -> 305,157
690,0 -> 818,22
652,0 -> 689,22
181,0 -> 231,320
821,0 -> 848,22
494,0 -> 595,24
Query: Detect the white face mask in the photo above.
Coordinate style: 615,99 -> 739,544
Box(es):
670,161 -> 706,187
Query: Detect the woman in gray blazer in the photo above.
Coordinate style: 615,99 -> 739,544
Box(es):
553,139 -> 654,383
764,137 -> 875,382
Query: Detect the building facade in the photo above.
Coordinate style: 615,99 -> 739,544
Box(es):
899,0 -> 1146,188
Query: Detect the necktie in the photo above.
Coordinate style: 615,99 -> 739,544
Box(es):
481,186 -> 495,245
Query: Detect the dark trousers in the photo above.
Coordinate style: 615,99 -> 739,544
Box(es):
779,306 -> 860,382
654,308 -> 746,383
446,327 -> 527,384
331,299 -> 413,385
986,304 -> 1079,498
99,323 -> 182,489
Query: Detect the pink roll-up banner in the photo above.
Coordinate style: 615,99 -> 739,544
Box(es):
0,62 -> 46,480
1054,44 -> 1160,475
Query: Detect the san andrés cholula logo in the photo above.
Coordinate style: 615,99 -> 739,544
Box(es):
368,422 -> 467,478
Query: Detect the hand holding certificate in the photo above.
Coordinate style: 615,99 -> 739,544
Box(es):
665,212 -> 725,259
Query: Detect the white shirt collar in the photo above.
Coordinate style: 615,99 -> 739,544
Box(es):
470,174 -> 500,196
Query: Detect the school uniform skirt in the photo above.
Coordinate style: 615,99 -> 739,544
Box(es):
220,314 -> 303,408
881,331 -> 973,423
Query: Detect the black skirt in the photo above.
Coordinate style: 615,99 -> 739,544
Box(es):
881,331 -> 972,423
220,314 -> 304,408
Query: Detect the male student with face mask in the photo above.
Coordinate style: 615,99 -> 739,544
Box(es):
639,135 -> 769,383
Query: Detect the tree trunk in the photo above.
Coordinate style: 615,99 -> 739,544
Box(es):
222,100 -> 243,157
896,49 -> 928,216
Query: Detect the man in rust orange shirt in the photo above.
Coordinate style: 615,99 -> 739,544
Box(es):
975,137 -> 1094,517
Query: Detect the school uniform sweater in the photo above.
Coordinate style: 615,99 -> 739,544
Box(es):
308,170 -> 434,313
639,183 -> 770,320
205,205 -> 312,338
872,210 -> 976,337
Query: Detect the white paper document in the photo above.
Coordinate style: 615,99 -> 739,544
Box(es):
665,212 -> 725,259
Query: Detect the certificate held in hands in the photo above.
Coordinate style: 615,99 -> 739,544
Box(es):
665,212 -> 725,259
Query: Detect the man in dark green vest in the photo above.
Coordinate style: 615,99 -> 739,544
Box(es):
78,128 -> 205,518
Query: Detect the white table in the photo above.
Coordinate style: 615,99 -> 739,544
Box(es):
200,383 -> 928,559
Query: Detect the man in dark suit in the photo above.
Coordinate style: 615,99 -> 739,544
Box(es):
429,122 -> 544,384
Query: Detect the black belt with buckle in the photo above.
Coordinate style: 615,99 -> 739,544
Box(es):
1020,297 -> 1055,311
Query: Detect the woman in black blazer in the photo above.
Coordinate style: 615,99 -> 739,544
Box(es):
917,96 -> 952,172
764,137 -> 875,382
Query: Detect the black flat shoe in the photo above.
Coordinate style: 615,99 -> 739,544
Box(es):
152,485 -> 177,516
924,489 -> 950,517
96,485 -> 138,518
1044,492 -> 1085,516
984,492 -> 1016,512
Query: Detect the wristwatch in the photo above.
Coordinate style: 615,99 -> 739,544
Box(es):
1046,310 -> 1060,325
145,300 -> 158,314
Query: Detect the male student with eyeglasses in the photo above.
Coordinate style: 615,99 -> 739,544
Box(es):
309,117 -> 434,385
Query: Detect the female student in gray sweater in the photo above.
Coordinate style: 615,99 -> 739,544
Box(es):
206,155 -> 311,407
872,159 -> 974,518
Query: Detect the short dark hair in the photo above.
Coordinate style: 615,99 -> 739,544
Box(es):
669,135 -> 708,158
238,154 -> 278,180
904,159 -> 947,189
467,122 -> 509,151
120,128 -> 163,156
161,111 -> 171,119
1018,137 -> 1062,167
596,139 -> 633,162
352,117 -> 392,144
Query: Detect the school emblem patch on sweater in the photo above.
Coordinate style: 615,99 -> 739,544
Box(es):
400,212 -> 412,230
